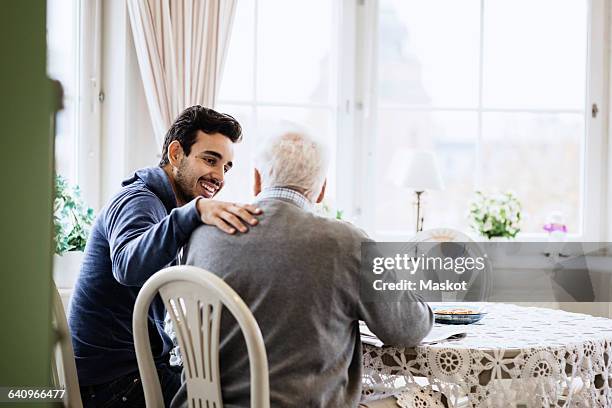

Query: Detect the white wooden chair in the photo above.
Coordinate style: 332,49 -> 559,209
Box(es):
51,281 -> 83,408
408,227 -> 491,302
133,265 -> 269,408
408,227 -> 474,243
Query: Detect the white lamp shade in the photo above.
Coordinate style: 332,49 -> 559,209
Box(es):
387,149 -> 444,191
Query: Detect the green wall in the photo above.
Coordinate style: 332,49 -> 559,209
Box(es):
0,0 -> 55,404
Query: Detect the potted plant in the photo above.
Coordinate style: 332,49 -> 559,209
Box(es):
53,175 -> 95,288
468,191 -> 521,240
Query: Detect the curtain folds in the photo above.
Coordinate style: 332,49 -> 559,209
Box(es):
127,0 -> 237,147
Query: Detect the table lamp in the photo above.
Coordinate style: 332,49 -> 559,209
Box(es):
388,150 -> 444,232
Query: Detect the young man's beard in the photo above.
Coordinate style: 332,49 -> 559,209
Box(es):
174,160 -> 197,204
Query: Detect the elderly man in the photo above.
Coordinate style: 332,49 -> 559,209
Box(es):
172,128 -> 433,407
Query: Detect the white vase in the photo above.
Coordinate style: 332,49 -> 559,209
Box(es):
53,251 -> 84,289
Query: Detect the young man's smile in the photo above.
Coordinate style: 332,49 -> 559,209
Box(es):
198,176 -> 221,198
172,131 -> 235,204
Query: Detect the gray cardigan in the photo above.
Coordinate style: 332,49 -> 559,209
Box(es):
171,196 -> 433,408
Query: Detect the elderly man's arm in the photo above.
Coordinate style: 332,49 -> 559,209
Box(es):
358,293 -> 433,347
355,237 -> 434,346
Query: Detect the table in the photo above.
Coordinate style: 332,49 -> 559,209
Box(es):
362,303 -> 612,407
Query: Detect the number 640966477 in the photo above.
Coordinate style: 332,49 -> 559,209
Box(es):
7,388 -> 65,399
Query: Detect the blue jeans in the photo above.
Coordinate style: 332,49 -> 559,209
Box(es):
80,363 -> 182,408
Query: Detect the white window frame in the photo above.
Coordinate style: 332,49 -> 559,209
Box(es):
346,0 -> 609,242
335,0 -> 360,218
76,0 -> 103,210
585,0 -> 608,242
50,0 -> 103,210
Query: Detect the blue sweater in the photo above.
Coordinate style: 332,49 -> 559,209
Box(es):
68,167 -> 202,386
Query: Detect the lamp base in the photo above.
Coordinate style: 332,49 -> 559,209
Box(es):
414,191 -> 425,233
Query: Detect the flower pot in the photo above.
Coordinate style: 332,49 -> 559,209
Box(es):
487,236 -> 512,242
53,251 -> 84,289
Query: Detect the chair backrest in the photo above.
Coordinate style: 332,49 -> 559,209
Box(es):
408,228 -> 491,302
408,227 -> 474,243
51,281 -> 83,408
133,265 -> 270,408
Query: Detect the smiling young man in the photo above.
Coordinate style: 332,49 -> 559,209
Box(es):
69,106 -> 261,407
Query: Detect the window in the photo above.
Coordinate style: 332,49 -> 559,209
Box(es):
219,0 -> 604,239
216,0 -> 340,206
47,0 -> 102,209
368,0 -> 601,239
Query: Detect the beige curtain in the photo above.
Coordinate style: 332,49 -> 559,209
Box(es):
127,0 -> 237,147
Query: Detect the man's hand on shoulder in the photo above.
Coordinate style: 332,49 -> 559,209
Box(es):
196,198 -> 262,234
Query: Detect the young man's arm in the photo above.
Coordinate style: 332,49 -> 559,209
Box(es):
107,192 -> 260,286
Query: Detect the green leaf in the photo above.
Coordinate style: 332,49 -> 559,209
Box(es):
54,175 -> 95,255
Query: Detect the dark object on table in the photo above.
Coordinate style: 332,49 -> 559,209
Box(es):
433,306 -> 486,325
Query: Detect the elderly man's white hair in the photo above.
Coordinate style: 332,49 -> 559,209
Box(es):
255,124 -> 329,201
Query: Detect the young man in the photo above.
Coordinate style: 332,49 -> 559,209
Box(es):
69,106 -> 261,407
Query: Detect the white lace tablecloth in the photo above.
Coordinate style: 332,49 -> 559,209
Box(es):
362,303 -> 612,407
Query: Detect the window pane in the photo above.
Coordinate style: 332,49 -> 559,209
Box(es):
255,107 -> 337,203
257,0 -> 335,104
374,111 -> 478,233
482,0 -> 587,110
213,105 -> 256,203
378,0 -> 480,107
219,0 -> 255,102
47,0 -> 78,182
481,113 -> 583,233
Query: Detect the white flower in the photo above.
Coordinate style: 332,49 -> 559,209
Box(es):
468,190 -> 522,238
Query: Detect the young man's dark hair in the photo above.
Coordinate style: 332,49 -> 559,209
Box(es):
159,105 -> 242,167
